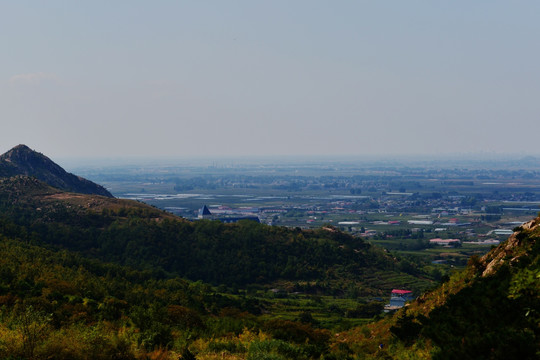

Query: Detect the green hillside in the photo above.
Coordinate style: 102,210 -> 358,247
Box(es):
0,175 -> 436,359
336,217 -> 540,359
1,197 -> 537,359
2,153 -> 537,359
0,176 -> 431,296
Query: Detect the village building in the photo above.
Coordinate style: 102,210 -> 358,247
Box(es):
197,205 -> 260,223
384,289 -> 414,312
198,205 -> 212,219
429,238 -> 461,247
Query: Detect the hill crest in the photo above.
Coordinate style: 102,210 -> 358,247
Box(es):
0,144 -> 113,197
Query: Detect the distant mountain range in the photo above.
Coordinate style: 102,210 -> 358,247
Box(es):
0,144 -> 112,197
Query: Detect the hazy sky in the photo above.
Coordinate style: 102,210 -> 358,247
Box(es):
2,1 -> 540,159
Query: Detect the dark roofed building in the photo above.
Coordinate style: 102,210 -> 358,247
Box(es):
198,205 -> 212,219
197,205 -> 260,223
219,216 -> 260,224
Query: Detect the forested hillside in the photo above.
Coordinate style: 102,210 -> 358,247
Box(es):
0,176 -> 430,295
0,175 -> 432,359
1,199 -> 537,359
0,168 -> 539,358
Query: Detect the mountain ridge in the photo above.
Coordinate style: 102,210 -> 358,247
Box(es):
0,144 -> 113,197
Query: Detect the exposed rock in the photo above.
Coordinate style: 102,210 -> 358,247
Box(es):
481,217 -> 540,277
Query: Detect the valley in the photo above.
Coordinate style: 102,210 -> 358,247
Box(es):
0,146 -> 538,359
70,156 -> 540,270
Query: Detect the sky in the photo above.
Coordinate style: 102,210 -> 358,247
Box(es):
1,1 -> 540,159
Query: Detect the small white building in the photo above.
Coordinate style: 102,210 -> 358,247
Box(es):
429,238 -> 461,247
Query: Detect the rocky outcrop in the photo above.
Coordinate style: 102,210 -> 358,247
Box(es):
481,217 -> 540,277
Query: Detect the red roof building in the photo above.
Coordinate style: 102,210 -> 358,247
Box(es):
387,289 -> 414,309
391,289 -> 412,295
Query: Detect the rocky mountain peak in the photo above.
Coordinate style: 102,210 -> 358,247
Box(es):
0,145 -> 113,197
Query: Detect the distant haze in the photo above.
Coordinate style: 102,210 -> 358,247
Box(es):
2,1 -> 540,158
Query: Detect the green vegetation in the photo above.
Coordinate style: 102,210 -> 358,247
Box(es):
0,236 -> 252,359
336,219 -> 540,359
0,176 -> 432,296
0,219 -> 393,360
0,172 -> 538,358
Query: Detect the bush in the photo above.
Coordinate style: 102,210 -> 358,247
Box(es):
207,340 -> 246,354
247,340 -> 302,360
389,313 -> 423,346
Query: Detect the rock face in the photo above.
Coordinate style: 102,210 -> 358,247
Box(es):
0,145 -> 113,197
481,217 -> 539,276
